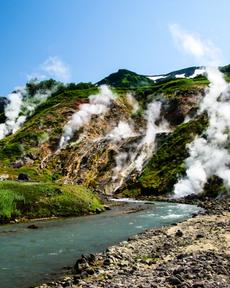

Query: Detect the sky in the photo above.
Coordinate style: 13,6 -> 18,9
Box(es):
0,0 -> 230,95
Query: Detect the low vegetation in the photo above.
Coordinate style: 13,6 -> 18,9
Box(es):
0,65 -> 229,219
121,114 -> 208,196
0,181 -> 103,223
0,84 -> 99,169
97,69 -> 154,88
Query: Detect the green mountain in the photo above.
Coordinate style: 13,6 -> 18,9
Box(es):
97,69 -> 154,88
0,66 -> 229,222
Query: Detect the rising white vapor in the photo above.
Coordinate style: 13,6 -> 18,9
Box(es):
27,56 -> 71,82
0,83 -> 57,140
107,121 -> 137,141
170,24 -> 230,198
59,85 -> 116,148
126,93 -> 139,113
41,56 -> 71,82
111,101 -> 170,192
134,101 -> 166,172
0,90 -> 23,139
106,93 -> 140,142
189,68 -> 206,78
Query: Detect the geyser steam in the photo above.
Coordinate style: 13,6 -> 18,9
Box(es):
170,24 -> 230,198
134,101 -> 162,172
0,90 -> 23,139
107,121 -> 137,141
111,101 -> 170,192
59,85 -> 116,148
0,82 -> 55,140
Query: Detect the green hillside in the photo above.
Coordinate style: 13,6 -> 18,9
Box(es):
97,69 -> 154,88
0,66 -> 229,221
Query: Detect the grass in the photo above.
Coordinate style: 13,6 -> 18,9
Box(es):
0,75 -> 211,164
134,76 -> 208,105
0,181 -> 103,222
0,71 -> 228,200
111,76 -> 209,112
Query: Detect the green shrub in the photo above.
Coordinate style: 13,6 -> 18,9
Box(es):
0,190 -> 24,219
0,143 -> 24,159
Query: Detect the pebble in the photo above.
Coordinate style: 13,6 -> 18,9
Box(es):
34,199 -> 230,288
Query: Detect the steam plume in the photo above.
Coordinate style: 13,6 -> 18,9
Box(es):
134,101 -> 162,171
112,101 -> 170,191
170,24 -> 230,198
126,93 -> 139,113
107,121 -> 137,141
0,82 -> 55,140
0,90 -> 23,139
59,85 -> 116,148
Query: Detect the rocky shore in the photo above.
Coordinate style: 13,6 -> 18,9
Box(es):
35,199 -> 230,288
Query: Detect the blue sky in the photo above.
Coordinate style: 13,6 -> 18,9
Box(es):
0,0 -> 230,95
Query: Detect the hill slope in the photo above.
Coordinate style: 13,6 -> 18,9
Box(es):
97,69 -> 154,88
0,65 -> 229,221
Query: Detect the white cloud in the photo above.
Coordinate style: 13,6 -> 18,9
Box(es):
169,24 -> 222,65
41,56 -> 71,82
27,56 -> 71,82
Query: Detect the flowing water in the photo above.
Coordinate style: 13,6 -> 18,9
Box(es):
0,200 -> 201,288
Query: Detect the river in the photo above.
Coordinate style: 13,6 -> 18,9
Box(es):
0,200 -> 201,288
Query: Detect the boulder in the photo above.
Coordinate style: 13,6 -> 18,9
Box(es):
18,173 -> 29,181
73,255 -> 91,273
168,276 -> 182,285
0,174 -> 9,181
175,229 -> 183,237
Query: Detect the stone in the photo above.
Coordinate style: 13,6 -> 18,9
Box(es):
74,257 -> 89,273
192,281 -> 205,288
103,258 -> 112,266
73,275 -> 81,285
168,276 -> 182,285
86,268 -> 95,275
18,173 -> 29,181
86,253 -> 96,264
0,174 -> 9,181
80,271 -> 88,279
175,229 -> 183,237
177,253 -> 187,260
196,233 -> 205,239
95,207 -> 102,214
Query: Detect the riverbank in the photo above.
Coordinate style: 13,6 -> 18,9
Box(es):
1,200 -> 196,288
35,198 -> 230,288
0,181 -> 104,224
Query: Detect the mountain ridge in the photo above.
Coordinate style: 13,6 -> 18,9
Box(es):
0,65 -> 229,221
